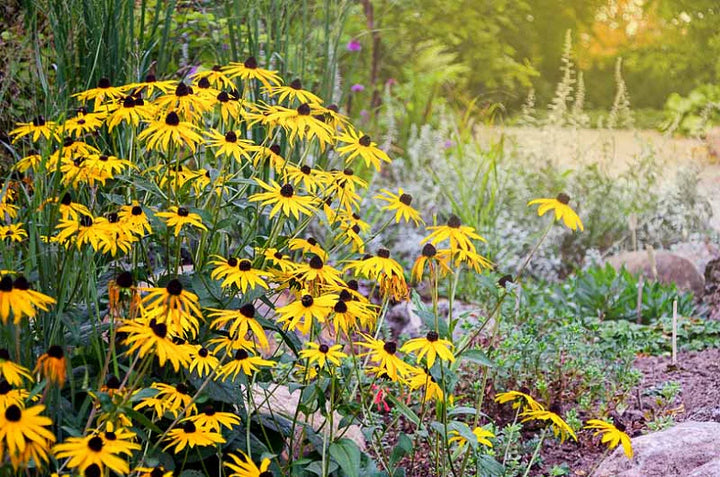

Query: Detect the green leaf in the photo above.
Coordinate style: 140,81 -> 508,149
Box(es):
390,433 -> 413,467
329,438 -> 361,477
460,349 -> 494,367
386,394 -> 419,426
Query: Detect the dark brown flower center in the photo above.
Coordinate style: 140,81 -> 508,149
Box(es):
307,237 -> 318,246
240,303 -> 255,318
334,301 -> 348,313
177,207 -> 189,217
47,345 -> 64,359
107,212 -> 119,223
131,205 -> 143,216
182,421 -> 196,433
85,464 -> 102,477
339,290 -> 352,302
0,381 -> 11,395
116,271 -> 134,288
217,91 -> 230,102
399,194 -> 413,206
556,193 -> 570,205
227,257 -> 238,267
150,467 -> 165,477
203,405 -> 216,416
359,135 -> 372,147
301,165 -> 312,175
176,383 -> 188,394
301,295 -> 314,307
98,78 -> 111,88
377,248 -> 390,259
145,74 -> 157,82
297,103 -> 311,116
280,184 -> 294,198
318,344 -> 329,353
244,57 -> 258,69
426,331 -> 439,342
106,375 -> 120,389
347,279 -> 359,291
259,472 -> 274,477
60,192 -> 73,206
309,255 -> 323,269
0,277 -> 12,292
32,116 -> 46,126
175,82 -> 190,97
150,320 -> 168,338
88,436 -> 104,452
123,96 -> 136,108
198,348 -> 209,358
270,144 -> 281,155
447,215 -> 461,228
235,349 -> 249,360
197,77 -> 211,89
80,215 -> 93,227
165,112 -> 180,126
421,243 -> 437,258
238,259 -> 252,271
166,279 -> 183,296
383,341 -> 397,354
13,276 -> 29,290
0,349 -> 10,360
224,130 -> 237,143
104,431 -> 117,441
290,79 -> 303,90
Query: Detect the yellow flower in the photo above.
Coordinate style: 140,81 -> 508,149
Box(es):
185,404 -> 242,432
248,179 -> 317,220
528,193 -> 584,231
118,203 -> 152,237
344,248 -> 404,281
520,409 -> 577,443
495,390 -> 545,412
134,382 -> 196,419
264,103 -> 335,146
139,279 -> 203,338
53,426 -> 141,475
34,345 -> 67,388
209,256 -> 269,293
336,127 -> 391,170
72,77 -> 126,110
225,451 -> 273,477
269,79 -> 323,104
222,56 -> 282,89
0,274 -> 56,325
61,110 -> 105,138
118,318 -> 192,372
0,223 -> 27,242
355,334 -> 411,382
0,404 -> 56,457
153,81 -> 215,120
162,421 -> 225,454
374,188 -> 424,225
155,206 -> 207,236
137,111 -> 203,153
0,349 -> 32,386
208,304 -> 270,350
9,116 -> 60,143
299,342 -> 347,368
411,243 -> 453,283
422,214 -> 485,253
585,419 -> 633,459
205,129 -> 257,163
275,292 -> 337,335
105,95 -> 157,131
216,349 -> 276,380
124,74 -> 177,96
407,367 -> 444,403
288,237 -> 327,261
448,426 -> 495,449
400,331 -> 455,368
284,164 -> 329,194
291,255 -> 346,289
188,346 -> 220,378
192,65 -> 235,89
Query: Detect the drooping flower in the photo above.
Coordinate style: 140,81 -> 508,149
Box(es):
225,451 -> 273,477
448,426 -> 495,449
0,275 -> 56,325
585,419 -> 633,459
10,116 -> 60,143
185,404 -> 242,432
528,193 -> 584,231
355,334 -> 411,382
216,349 -> 276,381
520,409 -> 577,443
209,256 -> 269,293
400,331 -> 455,368
34,345 -> 67,387
222,56 -> 281,89
374,188 -> 424,225
299,342 -> 347,369
336,127 -> 391,171
422,214 -> 485,253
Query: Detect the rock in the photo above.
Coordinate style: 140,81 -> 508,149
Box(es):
688,457 -> 720,477
703,257 -> 720,319
594,421 -> 720,477
605,250 -> 705,296
385,301 -> 423,338
250,384 -> 366,451
385,299 -> 486,340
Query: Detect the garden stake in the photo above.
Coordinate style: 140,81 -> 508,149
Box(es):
672,299 -> 678,367
636,275 -> 643,324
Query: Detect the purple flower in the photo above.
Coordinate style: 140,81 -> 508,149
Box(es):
351,84 -> 365,93
359,109 -> 369,118
443,140 -> 455,149
347,40 -> 362,52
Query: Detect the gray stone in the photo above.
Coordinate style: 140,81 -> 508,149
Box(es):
688,457 -> 720,477
595,421 -> 720,477
605,250 -> 705,295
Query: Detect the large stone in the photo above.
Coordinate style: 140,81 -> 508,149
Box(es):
688,457 -> 720,477
605,250 -> 705,296
595,421 -> 720,477
250,384 -> 366,451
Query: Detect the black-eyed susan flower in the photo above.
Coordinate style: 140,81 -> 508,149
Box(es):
422,214 -> 485,253
209,256 -> 269,293
34,345 -> 67,387
73,77 -> 126,110
135,465 -> 174,477
155,206 -> 207,236
184,405 -> 241,432
124,74 -> 177,96
265,103 -> 335,146
528,193 -> 584,231
299,342 -> 347,368
330,292 -> 378,335
55,215 -> 113,251
0,194 -> 19,221
495,390 -> 545,412
344,248 -> 404,281
288,237 -> 328,261
118,318 -> 192,371
59,155 -> 113,188
585,419 -> 633,459
86,153 -> 134,177
192,65 -> 235,89
400,331 -> 455,368
137,111 -> 203,153
270,78 -> 323,104
140,279 -> 203,337
355,334 -> 411,382
216,349 -> 276,381
225,451 -> 273,477
448,426 -> 495,449
207,333 -> 256,357
251,144 -> 286,172
275,291 -> 337,335
411,243 -> 453,283
8,435 -> 54,471
53,427 -> 141,474
374,188 -> 424,225
520,409 -> 577,443
134,382 -> 196,419
117,203 -> 152,237
0,380 -> 29,410
0,223 -> 27,242
284,164 -> 329,194
50,192 -> 92,221
223,56 -> 281,89
108,271 -> 140,316
0,275 -> 56,325
61,110 -> 106,138
9,116 -> 60,143
0,349 -> 32,387
13,153 -> 43,173
249,180 -> 317,220
188,346 -> 220,378
407,367 -> 444,403
105,96 -> 157,131
0,404 -> 56,457
336,127 -> 391,171
154,82 -> 214,120
207,304 -> 269,350
292,255 -> 346,289
213,89 -> 246,122
205,129 -> 257,163
257,247 -> 296,273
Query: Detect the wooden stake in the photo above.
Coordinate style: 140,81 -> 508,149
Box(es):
636,275 -> 643,324
672,299 -> 678,367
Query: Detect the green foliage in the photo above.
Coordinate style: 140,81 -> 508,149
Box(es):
663,84 -> 720,136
